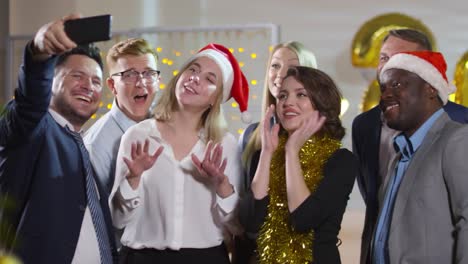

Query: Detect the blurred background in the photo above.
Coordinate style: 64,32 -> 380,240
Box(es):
2,1 -> 468,263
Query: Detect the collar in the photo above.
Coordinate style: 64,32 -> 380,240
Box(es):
393,108 -> 444,161
110,100 -> 138,131
49,108 -> 83,134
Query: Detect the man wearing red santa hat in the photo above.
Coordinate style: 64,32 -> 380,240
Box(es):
372,50 -> 468,264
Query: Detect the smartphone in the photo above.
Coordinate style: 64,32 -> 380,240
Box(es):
64,14 -> 112,44
270,115 -> 277,129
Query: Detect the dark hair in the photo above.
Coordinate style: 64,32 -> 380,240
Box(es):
284,66 -> 345,140
383,29 -> 433,51
55,44 -> 103,70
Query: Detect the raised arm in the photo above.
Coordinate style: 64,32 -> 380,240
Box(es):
0,14 -> 78,146
109,126 -> 163,229
289,149 -> 357,233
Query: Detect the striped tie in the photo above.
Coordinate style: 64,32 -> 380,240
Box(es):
67,127 -> 113,264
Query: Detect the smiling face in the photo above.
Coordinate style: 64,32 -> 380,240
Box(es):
50,54 -> 103,129
108,54 -> 158,121
268,47 -> 300,96
175,56 -> 222,112
379,68 -> 440,136
276,76 -> 316,134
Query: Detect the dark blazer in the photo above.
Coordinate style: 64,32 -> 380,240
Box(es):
352,102 -> 468,264
0,45 -> 117,263
239,145 -> 357,264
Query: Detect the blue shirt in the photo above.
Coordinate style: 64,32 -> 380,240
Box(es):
372,108 -> 444,264
84,101 -> 137,194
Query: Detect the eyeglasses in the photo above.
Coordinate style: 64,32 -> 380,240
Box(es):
111,69 -> 160,85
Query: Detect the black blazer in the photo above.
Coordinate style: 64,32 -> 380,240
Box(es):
239,147 -> 357,264
352,102 -> 468,264
0,45 -> 117,263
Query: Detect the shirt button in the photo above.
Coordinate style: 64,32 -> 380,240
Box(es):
132,199 -> 140,207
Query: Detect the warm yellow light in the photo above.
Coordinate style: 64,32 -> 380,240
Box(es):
228,48 -> 235,53
238,47 -> 245,53
448,93 -> 456,102
231,102 -> 238,108
239,62 -> 245,67
99,101 -> 103,107
340,98 -> 350,116
91,114 -> 97,119
168,60 -> 174,66
237,128 -> 244,134
160,83 -> 166,89
107,103 -> 112,110
269,46 -> 274,52
251,53 -> 257,59
173,70 -> 179,76
175,51 -> 181,57
251,80 -> 257,85
156,47 -> 163,52
162,58 -> 168,64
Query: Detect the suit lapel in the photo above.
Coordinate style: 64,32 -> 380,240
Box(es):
388,113 -> 449,234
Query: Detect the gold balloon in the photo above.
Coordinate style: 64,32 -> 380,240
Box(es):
454,51 -> 468,107
361,80 -> 380,112
352,12 -> 437,112
351,12 -> 437,68
0,255 -> 22,264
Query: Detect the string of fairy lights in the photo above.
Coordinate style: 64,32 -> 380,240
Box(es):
89,44 -> 350,135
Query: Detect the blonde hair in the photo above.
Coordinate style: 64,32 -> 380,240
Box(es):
106,38 -> 158,72
153,58 -> 227,143
241,41 -> 317,166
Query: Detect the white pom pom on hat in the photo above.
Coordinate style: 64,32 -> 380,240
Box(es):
380,50 -> 453,105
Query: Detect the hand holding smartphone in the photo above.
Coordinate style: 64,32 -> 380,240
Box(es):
64,14 -> 112,44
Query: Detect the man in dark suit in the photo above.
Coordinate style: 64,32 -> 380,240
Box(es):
352,29 -> 468,264
0,15 -> 116,263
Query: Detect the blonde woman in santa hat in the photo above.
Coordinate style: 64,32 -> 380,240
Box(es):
233,41 -> 318,264
109,43 -> 250,264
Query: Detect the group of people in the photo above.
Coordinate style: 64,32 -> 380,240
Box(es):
0,14 -> 467,264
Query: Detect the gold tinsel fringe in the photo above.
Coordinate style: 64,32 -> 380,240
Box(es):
257,134 -> 341,264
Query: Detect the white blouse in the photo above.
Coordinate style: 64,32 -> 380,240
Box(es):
109,119 -> 241,250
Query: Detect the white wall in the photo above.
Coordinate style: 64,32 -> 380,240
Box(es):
10,0 -> 468,149
8,1 -> 468,262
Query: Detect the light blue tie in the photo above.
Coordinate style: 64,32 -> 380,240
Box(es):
67,127 -> 113,264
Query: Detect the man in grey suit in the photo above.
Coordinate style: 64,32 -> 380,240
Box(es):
372,50 -> 468,263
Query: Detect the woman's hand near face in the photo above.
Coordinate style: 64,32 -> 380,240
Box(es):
191,141 -> 233,198
285,110 -> 326,153
260,105 -> 280,157
250,104 -> 280,199
123,139 -> 164,190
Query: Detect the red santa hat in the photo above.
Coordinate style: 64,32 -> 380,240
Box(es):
380,50 -> 456,104
188,43 -> 251,123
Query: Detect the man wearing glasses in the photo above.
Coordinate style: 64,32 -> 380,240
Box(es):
84,38 -> 159,195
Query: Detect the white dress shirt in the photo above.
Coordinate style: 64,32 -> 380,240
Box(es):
84,100 -> 137,194
48,109 -> 101,264
109,118 -> 241,250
